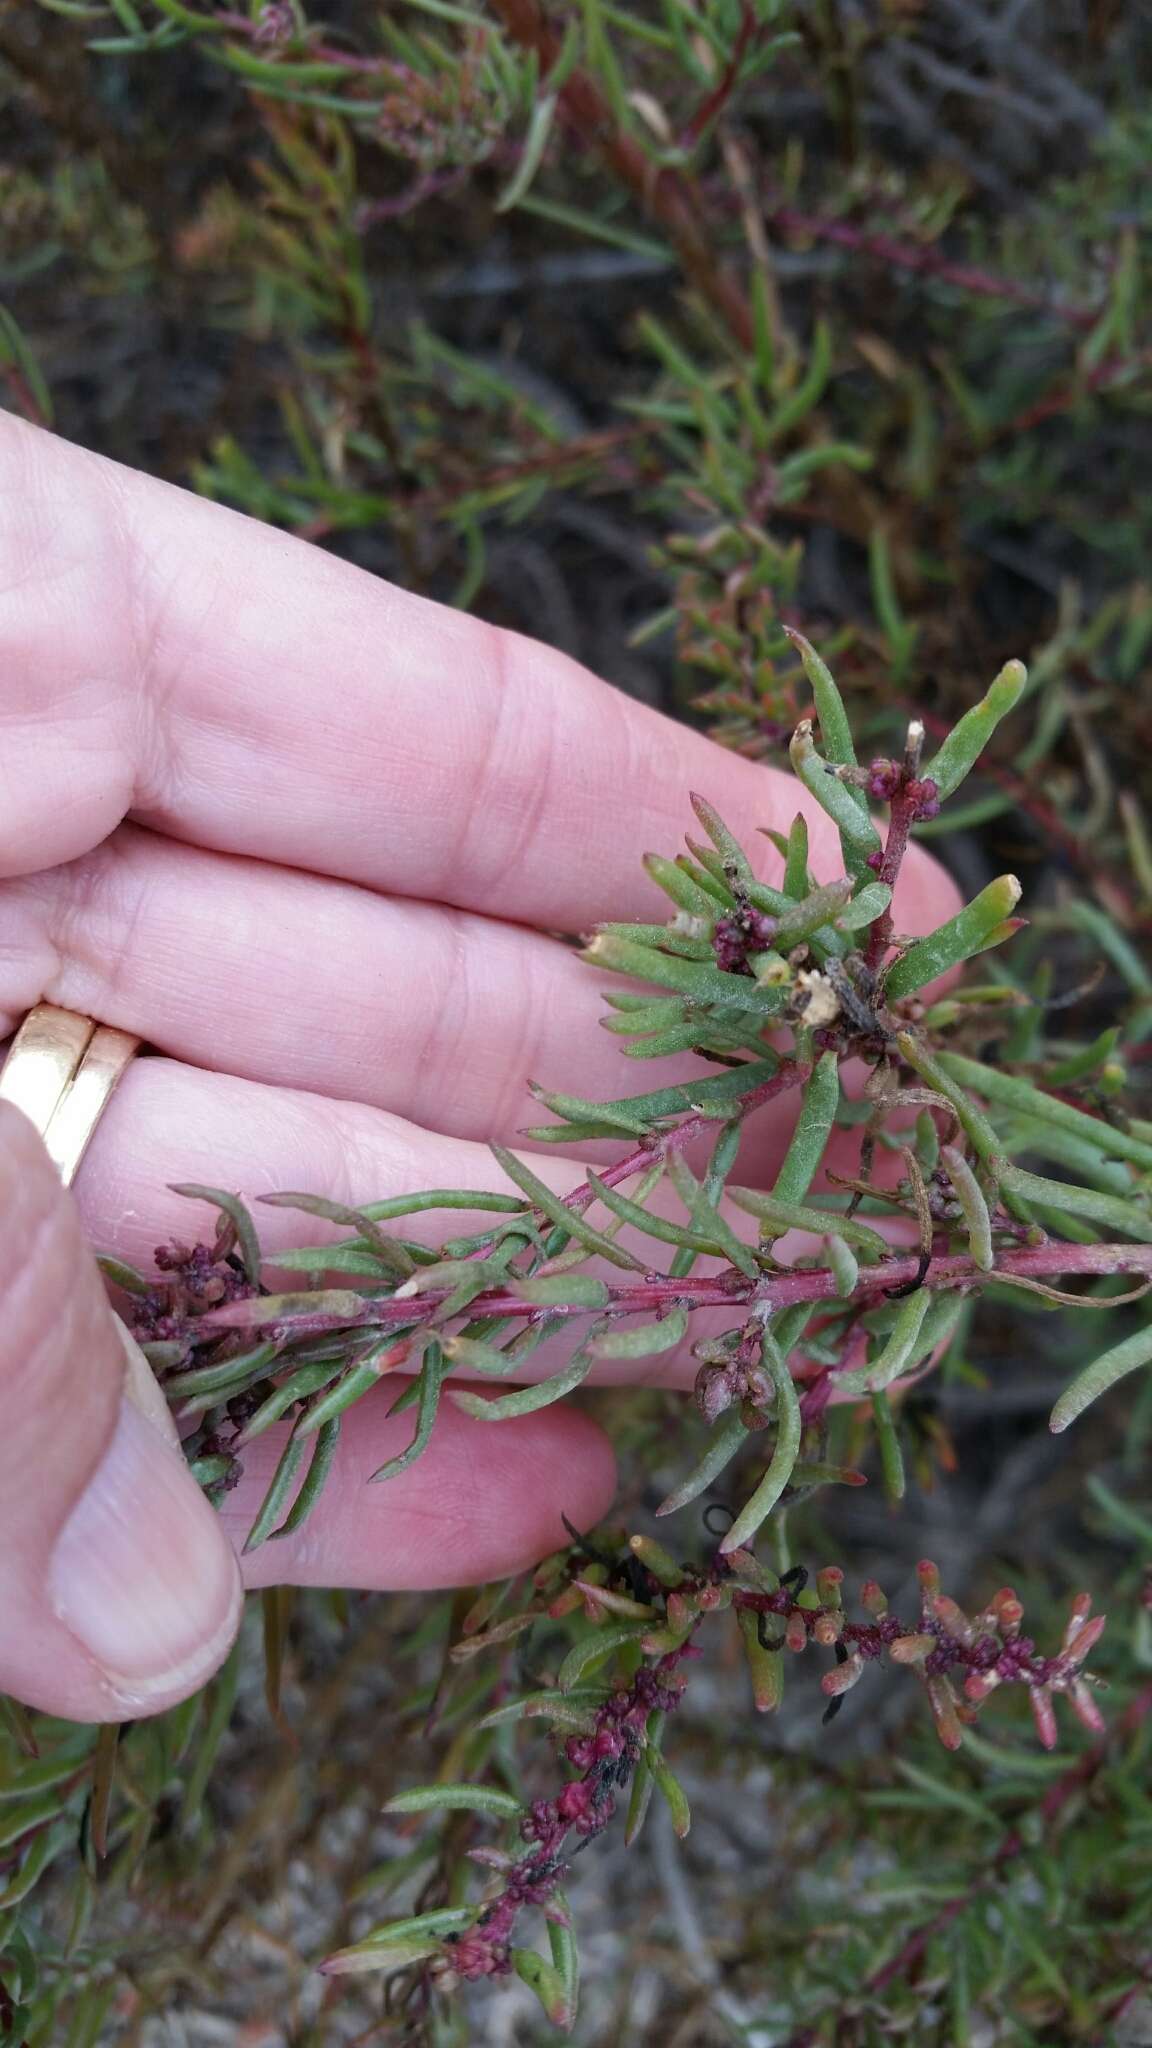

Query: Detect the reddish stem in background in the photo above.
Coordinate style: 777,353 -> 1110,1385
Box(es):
489,0 -> 754,351
784,1679 -> 1152,2044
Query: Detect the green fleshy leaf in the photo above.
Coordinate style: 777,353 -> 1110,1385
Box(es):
649,1753 -> 691,1837
268,1417 -> 341,1539
834,1289 -> 933,1394
370,1342 -> 444,1480
772,1051 -> 840,1205
384,1782 -> 522,1818
941,1146 -> 994,1270
584,929 -> 789,1016
242,1427 -> 308,1553
737,1605 -> 784,1712
936,1052 -> 1152,1173
516,1275 -> 612,1309
1050,1322 -> 1152,1432
513,1947 -> 575,2030
782,628 -> 860,777
727,1185 -> 888,1255
871,1390 -> 906,1502
168,1183 -> 263,1285
922,660 -> 1028,800
885,877 -> 1024,998
490,1147 -> 645,1271
557,1624 -> 651,1691
589,1306 -> 689,1358
718,1330 -> 802,1552
789,721 -> 881,867
449,1347 -> 593,1420
655,1409 -> 747,1517
257,1192 -> 415,1274
586,1170 -> 759,1277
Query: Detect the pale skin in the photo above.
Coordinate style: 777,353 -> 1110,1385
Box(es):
0,413 -> 959,1721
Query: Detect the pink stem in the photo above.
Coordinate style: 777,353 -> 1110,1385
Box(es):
197,1239 -> 1152,1342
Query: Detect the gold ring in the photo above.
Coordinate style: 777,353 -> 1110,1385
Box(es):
0,1003 -> 140,1186
0,1005 -> 178,1444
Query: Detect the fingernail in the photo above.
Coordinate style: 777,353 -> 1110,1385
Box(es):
48,1398 -> 242,1705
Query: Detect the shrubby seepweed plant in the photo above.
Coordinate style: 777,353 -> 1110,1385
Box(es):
66,645 -> 1147,2031
4,3 -> 1152,2037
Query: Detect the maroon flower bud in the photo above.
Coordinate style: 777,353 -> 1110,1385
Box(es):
866,758 -> 903,802
905,776 -> 941,821
712,907 -> 778,974
695,1359 -> 737,1423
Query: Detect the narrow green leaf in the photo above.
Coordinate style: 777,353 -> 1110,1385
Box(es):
642,851 -> 719,917
737,1605 -> 784,1711
824,1233 -> 859,1297
236,1357 -> 343,1442
496,91 -> 557,211
718,1331 -> 802,1552
649,1753 -> 691,1838
584,930 -> 788,1016
998,1163 -> 1152,1241
557,1624 -> 650,1692
655,1410 -> 747,1517
513,1946 -> 574,2030
772,1050 -> 839,1205
837,880 -> 892,930
490,1146 -> 644,1270
169,1183 -> 263,1284
516,1274 -> 612,1309
269,1417 -> 341,1539
871,1390 -> 906,1502
449,1347 -> 593,1420
320,1934 -> 441,1976
242,1428 -> 308,1553
782,628 -> 860,776
1050,1323 -> 1152,1432
727,1185 -> 888,1255
688,792 -> 754,882
922,660 -> 1028,800
940,1145 -> 994,1270
885,877 -> 1024,998
586,1170 -> 759,1277
384,1782 -> 521,1818
528,1083 -> 650,1136
834,1289 -> 933,1394
296,1344 -> 399,1436
360,1189 -> 526,1220
257,1192 -> 415,1275
936,1052 -> 1152,1173
589,1306 -> 689,1358
370,1342 -> 444,1480
789,721 -> 881,871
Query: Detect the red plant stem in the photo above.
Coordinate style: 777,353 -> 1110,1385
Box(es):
488,0 -> 754,351
197,1239 -> 1152,1343
562,1060 -> 810,1219
783,1677 -> 1152,2047
760,203 -> 1099,330
680,1 -> 758,148
867,785 -> 919,970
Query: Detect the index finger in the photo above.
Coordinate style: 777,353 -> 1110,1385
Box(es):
0,416 -> 955,934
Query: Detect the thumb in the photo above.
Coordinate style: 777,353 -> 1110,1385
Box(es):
0,1102 -> 242,1719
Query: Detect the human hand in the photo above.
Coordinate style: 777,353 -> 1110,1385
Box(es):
0,414 -> 958,1719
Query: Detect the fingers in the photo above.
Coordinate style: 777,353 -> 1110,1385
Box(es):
0,814 -> 958,1154
0,1103 -> 242,1720
0,414 -> 956,934
224,1394 -> 616,1593
0,823 -> 684,1145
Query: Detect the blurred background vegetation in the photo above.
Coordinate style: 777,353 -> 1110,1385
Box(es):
2,1 -> 1152,2041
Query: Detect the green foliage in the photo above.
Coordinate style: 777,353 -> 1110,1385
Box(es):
4,0 -> 1152,2038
